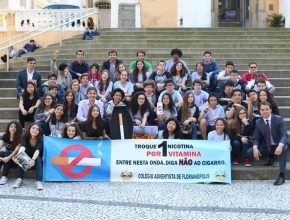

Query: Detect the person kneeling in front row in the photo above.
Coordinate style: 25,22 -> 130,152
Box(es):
247,101 -> 289,186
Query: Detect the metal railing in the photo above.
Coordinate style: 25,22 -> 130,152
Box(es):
0,8 -> 98,71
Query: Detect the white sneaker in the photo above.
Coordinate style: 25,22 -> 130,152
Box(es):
0,176 -> 8,185
13,178 -> 22,188
36,181 -> 43,190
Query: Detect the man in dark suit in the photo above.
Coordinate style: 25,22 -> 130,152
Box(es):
16,57 -> 41,98
101,50 -> 122,80
248,101 -> 289,185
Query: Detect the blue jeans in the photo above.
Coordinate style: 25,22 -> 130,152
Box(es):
231,139 -> 253,160
18,49 -> 27,57
0,151 -> 16,177
82,30 -> 96,40
17,156 -> 43,181
37,121 -> 51,136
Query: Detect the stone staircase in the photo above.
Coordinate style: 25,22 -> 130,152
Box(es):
0,28 -> 289,179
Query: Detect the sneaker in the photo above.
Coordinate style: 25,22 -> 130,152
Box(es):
243,159 -> 252,167
0,176 -> 8,185
232,159 -> 239,165
13,178 -> 22,188
36,181 -> 43,190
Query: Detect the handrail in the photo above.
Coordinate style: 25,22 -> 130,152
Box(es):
0,8 -> 95,47
0,8 -> 98,71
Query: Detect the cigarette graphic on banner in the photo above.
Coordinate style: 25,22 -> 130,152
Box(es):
51,157 -> 102,166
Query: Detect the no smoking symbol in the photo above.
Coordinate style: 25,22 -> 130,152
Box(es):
59,145 -> 93,178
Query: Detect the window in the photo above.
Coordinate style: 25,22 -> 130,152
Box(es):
95,2 -> 111,9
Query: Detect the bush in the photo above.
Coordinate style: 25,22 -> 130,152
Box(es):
266,13 -> 285,27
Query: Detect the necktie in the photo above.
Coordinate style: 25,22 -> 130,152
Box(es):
265,120 -> 271,152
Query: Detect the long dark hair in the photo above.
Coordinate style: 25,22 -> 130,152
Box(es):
25,123 -> 43,144
86,105 -> 103,136
230,107 -> 248,136
5,121 -> 22,149
87,17 -> 94,28
215,118 -> 229,140
170,61 -> 186,78
162,118 -> 181,139
98,70 -> 111,93
181,91 -> 195,123
196,62 -> 207,81
132,60 -> 147,83
50,104 -> 66,124
257,89 -> 277,108
23,81 -> 38,100
62,122 -> 83,139
162,93 -> 175,114
63,89 -> 77,119
36,94 -> 54,114
130,91 -> 151,117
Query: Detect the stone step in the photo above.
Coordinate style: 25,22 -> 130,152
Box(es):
60,39 -> 290,45
13,48 -> 290,56
0,108 -> 18,119
0,97 -> 18,107
64,35 -> 290,41
231,162 -> 290,180
7,63 -> 290,72
7,58 -> 290,67
0,160 -> 289,180
24,42 -> 290,49
274,87 -> 290,96
5,52 -> 290,60
278,106 -> 290,116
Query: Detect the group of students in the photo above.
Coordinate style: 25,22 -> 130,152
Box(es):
0,48 -> 287,189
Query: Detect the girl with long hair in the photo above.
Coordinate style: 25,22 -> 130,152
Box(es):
18,81 -> 41,127
34,94 -> 55,136
69,79 -> 85,105
170,61 -> 187,92
207,118 -> 230,141
257,89 -> 279,115
0,121 -> 23,185
12,123 -> 44,190
62,122 -> 83,140
230,107 -> 254,166
158,118 -> 181,139
178,91 -> 199,139
63,89 -> 78,123
191,62 -> 210,91
113,63 -> 126,82
131,60 -> 149,92
157,93 -> 178,130
82,17 -> 95,40
49,104 -> 66,137
129,91 -> 152,128
95,69 -> 113,103
78,105 -> 109,140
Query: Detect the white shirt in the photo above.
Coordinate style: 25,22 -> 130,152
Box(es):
76,99 -> 104,122
27,68 -> 34,82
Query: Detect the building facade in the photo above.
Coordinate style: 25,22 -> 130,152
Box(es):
93,0 -> 290,28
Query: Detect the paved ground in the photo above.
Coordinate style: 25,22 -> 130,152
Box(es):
0,180 -> 289,219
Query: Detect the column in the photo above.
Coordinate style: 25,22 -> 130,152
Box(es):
257,0 -> 266,27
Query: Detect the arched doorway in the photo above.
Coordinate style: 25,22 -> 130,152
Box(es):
95,0 -> 111,28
